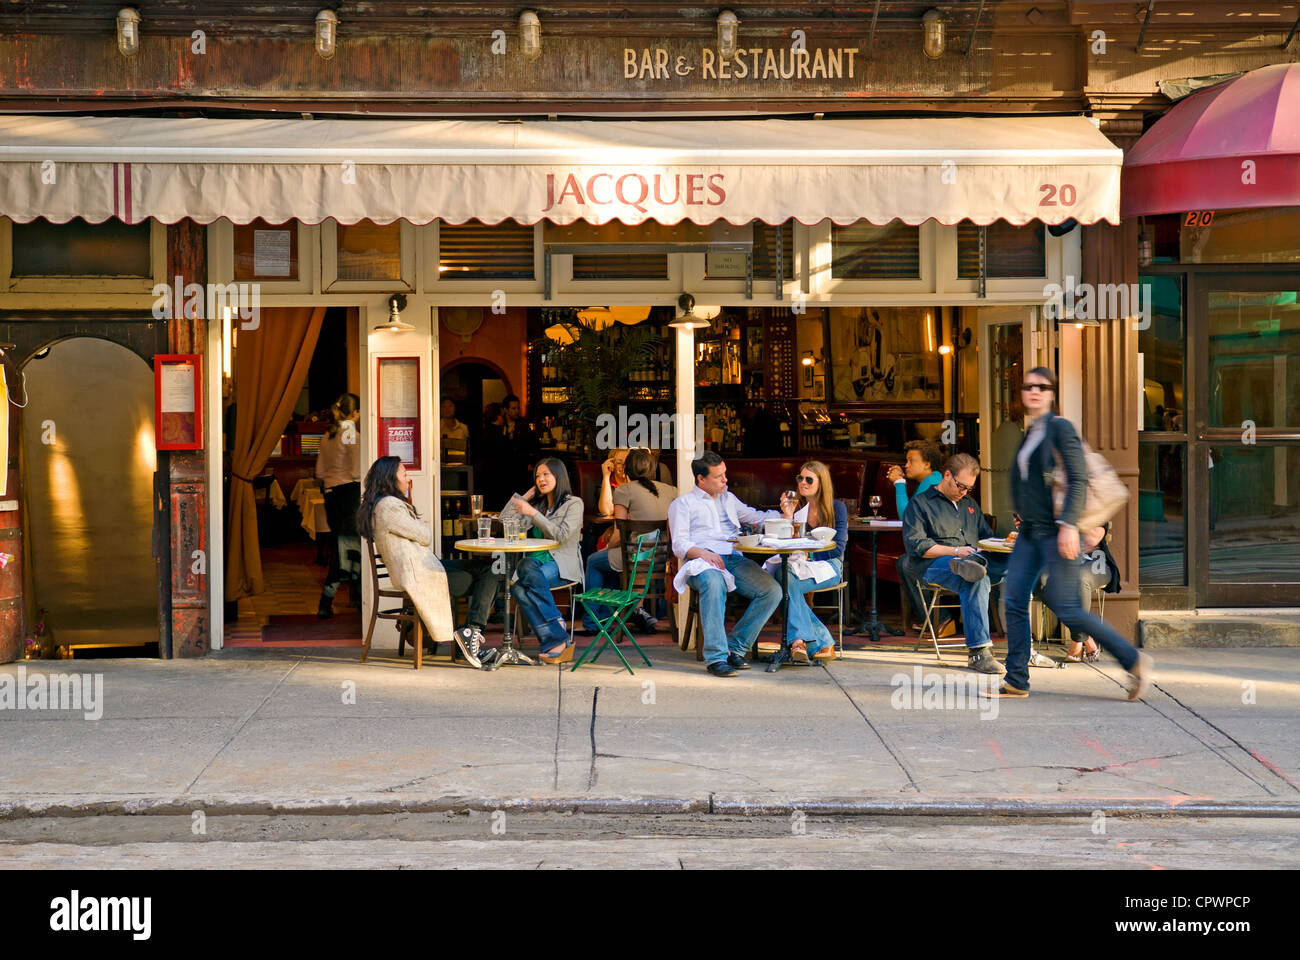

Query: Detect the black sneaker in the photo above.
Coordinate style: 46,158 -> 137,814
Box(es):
707,660 -> 738,677
727,653 -> 751,671
451,626 -> 484,669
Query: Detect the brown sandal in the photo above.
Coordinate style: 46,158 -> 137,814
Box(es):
789,639 -> 810,664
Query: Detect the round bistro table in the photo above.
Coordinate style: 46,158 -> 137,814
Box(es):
737,539 -> 830,673
454,537 -> 558,668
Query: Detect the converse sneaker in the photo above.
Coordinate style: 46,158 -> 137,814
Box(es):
967,647 -> 1006,675
452,626 -> 484,669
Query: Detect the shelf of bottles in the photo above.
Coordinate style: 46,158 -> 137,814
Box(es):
628,338 -> 673,402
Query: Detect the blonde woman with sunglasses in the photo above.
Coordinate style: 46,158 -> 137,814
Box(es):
781,461 -> 848,663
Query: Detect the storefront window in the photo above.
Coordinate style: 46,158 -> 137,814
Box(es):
438,221 -> 534,279
752,220 -> 793,280
335,220 -> 402,281
1139,274 -> 1185,432
1139,442 -> 1187,586
1208,444 -> 1300,585
234,219 -> 298,281
1207,288 -> 1300,429
571,253 -> 668,280
1180,207 -> 1300,264
831,221 -> 920,279
11,218 -> 151,277
957,220 -> 1046,278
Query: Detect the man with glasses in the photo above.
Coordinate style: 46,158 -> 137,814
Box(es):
901,453 -> 1006,675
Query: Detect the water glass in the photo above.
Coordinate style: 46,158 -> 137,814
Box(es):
470,495 -> 483,517
502,516 -> 518,540
477,516 -> 492,541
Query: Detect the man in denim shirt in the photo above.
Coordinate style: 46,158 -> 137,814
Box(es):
902,453 -> 1005,675
668,451 -> 788,677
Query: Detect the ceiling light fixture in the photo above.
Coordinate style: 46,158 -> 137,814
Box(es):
717,10 -> 740,59
519,11 -> 542,62
315,9 -> 338,60
922,9 -> 946,60
669,293 -> 717,330
116,7 -> 140,58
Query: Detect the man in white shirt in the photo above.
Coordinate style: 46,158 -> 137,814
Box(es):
668,451 -> 788,677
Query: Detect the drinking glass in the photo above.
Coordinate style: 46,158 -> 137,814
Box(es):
502,516 -> 518,540
470,495 -> 483,517
477,516 -> 492,541
869,495 -> 882,518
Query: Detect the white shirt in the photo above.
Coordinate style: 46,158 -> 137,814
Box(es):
667,485 -> 780,560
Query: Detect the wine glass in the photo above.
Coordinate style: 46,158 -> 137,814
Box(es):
869,495 -> 882,518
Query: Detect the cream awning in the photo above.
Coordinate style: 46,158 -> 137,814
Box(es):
0,114 -> 1121,227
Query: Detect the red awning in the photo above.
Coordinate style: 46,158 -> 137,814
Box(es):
1123,63 -> 1300,218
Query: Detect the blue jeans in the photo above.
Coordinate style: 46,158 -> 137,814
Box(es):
581,548 -> 617,630
441,556 -> 499,630
1004,527 -> 1138,691
921,556 -> 993,651
688,552 -> 783,666
782,558 -> 842,655
511,556 -> 569,650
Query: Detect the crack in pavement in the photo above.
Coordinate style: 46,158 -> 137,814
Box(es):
822,662 -> 921,792
553,666 -> 562,791
183,659 -> 303,794
1085,663 -> 1296,796
587,687 -> 599,792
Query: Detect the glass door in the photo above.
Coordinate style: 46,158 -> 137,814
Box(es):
1195,275 -> 1300,605
977,306 -> 1038,535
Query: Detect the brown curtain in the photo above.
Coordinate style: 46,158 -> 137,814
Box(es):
225,306 -> 326,601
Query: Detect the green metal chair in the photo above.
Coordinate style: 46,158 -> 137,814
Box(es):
571,529 -> 660,674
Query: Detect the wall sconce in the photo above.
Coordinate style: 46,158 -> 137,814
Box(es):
116,7 -> 140,58
519,10 -> 542,62
801,351 -> 815,367
1138,227 -> 1154,267
669,293 -> 717,330
315,10 -> 338,60
717,10 -> 740,59
938,344 -> 952,355
922,9 -> 946,60
375,294 -> 415,333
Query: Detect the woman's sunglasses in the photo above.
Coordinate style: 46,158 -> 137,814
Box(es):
795,474 -> 816,484
1021,383 -> 1052,393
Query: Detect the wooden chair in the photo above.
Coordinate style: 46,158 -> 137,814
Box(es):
615,518 -> 671,640
360,538 -> 425,670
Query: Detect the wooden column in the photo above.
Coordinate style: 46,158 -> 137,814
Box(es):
166,220 -> 210,657
1081,219 -> 1140,636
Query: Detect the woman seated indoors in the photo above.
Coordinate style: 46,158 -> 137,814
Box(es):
499,457 -> 585,664
581,448 -> 676,635
779,460 -> 849,663
356,456 -> 483,668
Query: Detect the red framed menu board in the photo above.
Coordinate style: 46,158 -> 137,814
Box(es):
154,354 -> 203,450
376,355 -> 421,470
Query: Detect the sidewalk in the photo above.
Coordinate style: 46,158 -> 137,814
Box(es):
2,640 -> 1298,818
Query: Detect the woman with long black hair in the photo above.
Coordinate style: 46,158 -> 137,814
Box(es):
988,367 -> 1152,700
356,456 -> 483,667
316,393 -> 361,619
499,457 -> 585,664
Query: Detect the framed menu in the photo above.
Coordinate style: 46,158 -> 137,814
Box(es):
376,356 -> 421,470
154,354 -> 203,450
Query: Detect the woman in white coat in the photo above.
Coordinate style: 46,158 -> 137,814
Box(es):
356,456 -> 483,668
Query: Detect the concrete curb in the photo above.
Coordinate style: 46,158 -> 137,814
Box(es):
5,795 -> 1300,820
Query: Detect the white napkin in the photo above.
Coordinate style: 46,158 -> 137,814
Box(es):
762,552 -> 837,584
673,557 -> 738,595
760,537 -> 825,549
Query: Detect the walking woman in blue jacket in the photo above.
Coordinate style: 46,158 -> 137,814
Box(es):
988,367 -> 1152,700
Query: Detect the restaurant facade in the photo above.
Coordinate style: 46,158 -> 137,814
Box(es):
0,1 -> 1296,660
